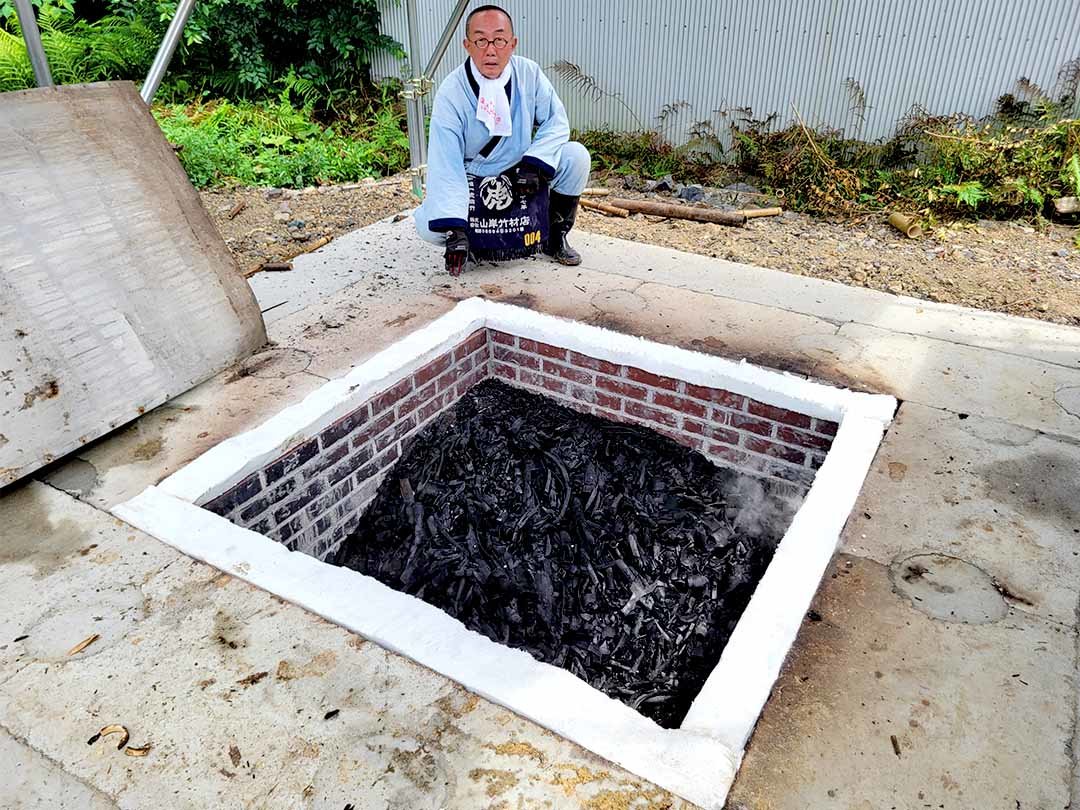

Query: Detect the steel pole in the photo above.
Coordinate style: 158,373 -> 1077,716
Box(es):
404,0 -> 471,199
424,0 -> 470,77
404,0 -> 426,198
139,0 -> 197,104
405,97 -> 425,200
13,0 -> 53,88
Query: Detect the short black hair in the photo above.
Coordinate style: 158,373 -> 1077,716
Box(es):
466,4 -> 514,37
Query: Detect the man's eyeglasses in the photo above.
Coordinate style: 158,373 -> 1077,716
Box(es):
470,37 -> 511,50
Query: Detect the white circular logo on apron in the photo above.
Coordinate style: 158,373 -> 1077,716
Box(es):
479,175 -> 514,211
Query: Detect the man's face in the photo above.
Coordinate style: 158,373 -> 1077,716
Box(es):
464,10 -> 517,79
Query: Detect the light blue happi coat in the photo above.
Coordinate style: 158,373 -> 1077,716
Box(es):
416,55 -> 588,238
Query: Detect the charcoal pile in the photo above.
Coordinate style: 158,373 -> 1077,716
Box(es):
334,379 -> 799,727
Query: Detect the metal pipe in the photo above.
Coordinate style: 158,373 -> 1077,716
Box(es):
404,0 -> 471,199
404,0 -> 425,198
405,95 -> 425,200
13,0 -> 53,88
139,0 -> 197,104
424,0 -> 470,77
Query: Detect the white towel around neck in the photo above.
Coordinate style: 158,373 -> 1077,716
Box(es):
473,59 -> 512,138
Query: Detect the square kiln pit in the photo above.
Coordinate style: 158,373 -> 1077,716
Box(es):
114,298 -> 895,809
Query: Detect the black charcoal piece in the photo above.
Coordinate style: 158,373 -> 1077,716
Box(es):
334,379 -> 799,728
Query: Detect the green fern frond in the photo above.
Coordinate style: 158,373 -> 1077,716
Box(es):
0,26 -> 32,91
548,59 -> 643,129
0,7 -> 156,91
939,181 -> 989,208
656,100 -> 689,125
1066,153 -> 1080,196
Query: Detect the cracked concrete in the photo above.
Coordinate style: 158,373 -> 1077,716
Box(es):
840,402 -> 1080,627
6,217 -> 1080,808
727,554 -> 1076,810
1057,385 -> 1080,418
889,552 -> 1012,623
1,726 -> 118,809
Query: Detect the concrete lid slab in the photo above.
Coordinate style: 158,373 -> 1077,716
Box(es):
0,82 -> 265,487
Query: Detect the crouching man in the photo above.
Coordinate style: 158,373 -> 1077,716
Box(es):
414,4 -> 590,276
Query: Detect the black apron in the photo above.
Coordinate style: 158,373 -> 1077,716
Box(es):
466,168 -> 549,261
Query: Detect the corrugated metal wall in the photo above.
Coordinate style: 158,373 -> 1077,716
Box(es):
373,0 -> 1080,143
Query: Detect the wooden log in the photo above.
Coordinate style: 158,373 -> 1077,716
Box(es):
226,200 -> 247,219
1054,196 -> 1080,214
737,206 -> 783,219
580,198 -> 629,217
581,188 -> 611,197
607,198 -> 746,226
259,261 -> 293,272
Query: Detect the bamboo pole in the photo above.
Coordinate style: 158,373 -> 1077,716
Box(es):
738,207 -> 783,219
607,198 -> 746,226
580,198 -> 629,217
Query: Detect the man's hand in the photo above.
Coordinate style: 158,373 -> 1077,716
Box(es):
515,164 -> 541,198
444,228 -> 469,277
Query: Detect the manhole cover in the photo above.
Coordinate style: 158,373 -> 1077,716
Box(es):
890,553 -> 1007,623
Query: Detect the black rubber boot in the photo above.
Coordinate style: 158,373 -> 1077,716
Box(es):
544,191 -> 582,266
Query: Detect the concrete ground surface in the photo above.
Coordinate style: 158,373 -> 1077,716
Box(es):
3,214 -> 1079,809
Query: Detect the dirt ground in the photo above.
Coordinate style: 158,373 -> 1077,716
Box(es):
200,175 -> 1080,326
199,178 -> 416,276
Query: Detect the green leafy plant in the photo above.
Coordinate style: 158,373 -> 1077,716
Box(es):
728,108 -> 1080,218
153,90 -> 408,188
0,25 -> 34,89
0,0 -> 73,23
549,60 -> 644,129
574,126 -> 723,184
936,181 -> 990,208
0,4 -> 156,92
1065,153 -> 1080,196
109,0 -> 400,103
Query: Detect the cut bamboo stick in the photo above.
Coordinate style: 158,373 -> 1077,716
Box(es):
580,198 -> 629,217
581,188 -> 611,197
607,198 -> 746,226
245,235 -> 334,277
737,206 -> 783,219
888,212 -> 923,239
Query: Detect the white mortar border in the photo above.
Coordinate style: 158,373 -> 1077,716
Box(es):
113,298 -> 894,809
